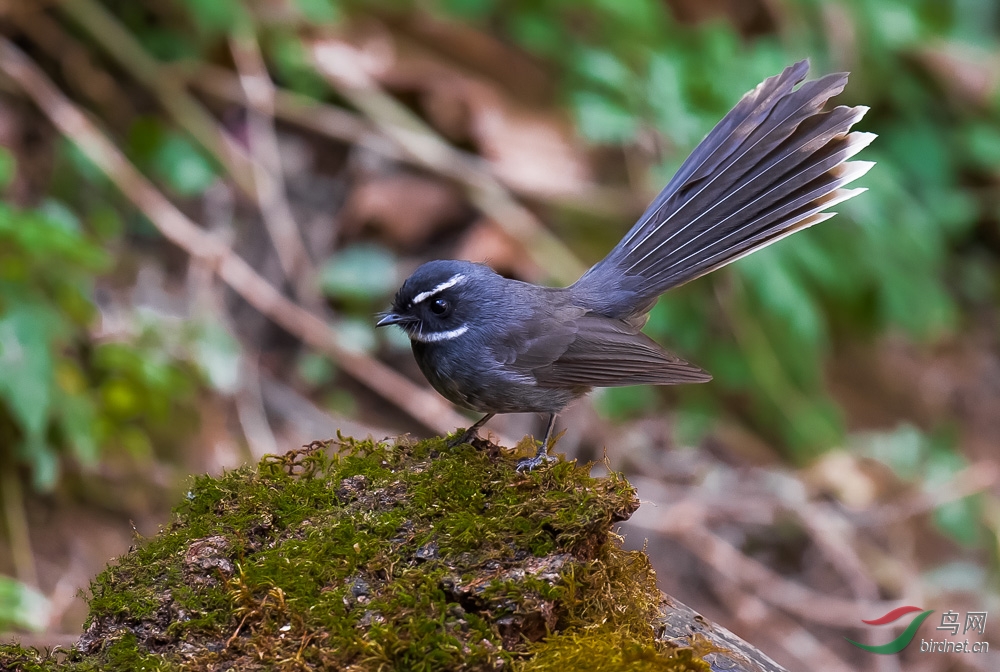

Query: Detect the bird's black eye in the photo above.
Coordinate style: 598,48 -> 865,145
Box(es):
430,298 -> 450,316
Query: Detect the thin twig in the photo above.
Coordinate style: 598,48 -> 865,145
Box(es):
308,39 -> 588,285
9,4 -> 134,125
858,460 -> 1000,527
259,369 -> 393,441
182,61 -> 634,219
56,0 -> 258,197
797,504 -> 881,602
0,461 -> 37,587
793,505 -> 902,672
235,353 -> 281,459
0,37 -> 469,437
709,576 -> 860,672
627,499 -> 899,627
229,32 -> 318,306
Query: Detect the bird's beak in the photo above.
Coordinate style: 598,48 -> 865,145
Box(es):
376,312 -> 407,327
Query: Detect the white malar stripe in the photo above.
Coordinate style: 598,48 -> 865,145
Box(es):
408,325 -> 470,343
412,274 -> 467,304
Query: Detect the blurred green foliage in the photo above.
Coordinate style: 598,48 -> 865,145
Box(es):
396,0 -> 1000,462
854,424 -> 983,546
0,154 -> 200,491
5,0 -> 999,485
0,0 -> 991,634
129,118 -> 218,197
0,576 -> 48,632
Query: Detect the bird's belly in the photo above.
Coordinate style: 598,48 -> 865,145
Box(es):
413,342 -> 583,414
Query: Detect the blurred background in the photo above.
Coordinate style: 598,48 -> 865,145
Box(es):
0,0 -> 998,669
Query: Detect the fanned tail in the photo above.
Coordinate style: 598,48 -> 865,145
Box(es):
573,59 -> 874,318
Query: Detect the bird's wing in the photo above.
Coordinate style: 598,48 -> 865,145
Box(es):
524,315 -> 711,389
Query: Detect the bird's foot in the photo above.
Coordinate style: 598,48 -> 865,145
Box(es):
448,414 -> 496,448
448,429 -> 476,448
515,451 -> 557,473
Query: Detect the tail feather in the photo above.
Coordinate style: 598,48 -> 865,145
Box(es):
573,60 -> 873,318
624,110 -> 871,282
636,137 -> 875,283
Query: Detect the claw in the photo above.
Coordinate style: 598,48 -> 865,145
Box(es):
448,413 -> 495,448
448,430 -> 473,448
515,452 -> 557,472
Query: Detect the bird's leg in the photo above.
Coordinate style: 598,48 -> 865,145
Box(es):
516,414 -> 559,472
449,413 -> 495,447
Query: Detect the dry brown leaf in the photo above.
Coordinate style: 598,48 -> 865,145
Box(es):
340,172 -> 468,247
320,27 -> 592,199
451,216 -> 539,281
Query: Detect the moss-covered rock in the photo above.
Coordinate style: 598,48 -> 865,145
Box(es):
0,435 -> 785,671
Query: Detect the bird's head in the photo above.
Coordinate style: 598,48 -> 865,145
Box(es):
377,260 -> 495,344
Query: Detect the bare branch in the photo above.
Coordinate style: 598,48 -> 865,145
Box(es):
183,61 -> 634,220
56,0 -> 258,197
627,499 -> 900,627
0,36 -> 469,437
229,32 -> 318,305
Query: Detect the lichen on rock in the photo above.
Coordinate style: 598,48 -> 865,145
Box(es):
0,435 -> 764,671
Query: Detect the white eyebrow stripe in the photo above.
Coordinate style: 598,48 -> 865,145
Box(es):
408,325 -> 469,343
412,274 -> 466,304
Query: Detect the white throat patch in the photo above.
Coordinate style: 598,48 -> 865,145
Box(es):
412,273 -> 466,305
408,325 -> 470,343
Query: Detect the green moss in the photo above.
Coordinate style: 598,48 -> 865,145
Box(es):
522,625 -> 712,672
12,435 -> 719,671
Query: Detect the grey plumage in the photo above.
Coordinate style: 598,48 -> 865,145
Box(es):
377,60 -> 874,469
573,59 -> 873,318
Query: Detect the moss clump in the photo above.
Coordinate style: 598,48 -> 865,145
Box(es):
1,435 -> 714,671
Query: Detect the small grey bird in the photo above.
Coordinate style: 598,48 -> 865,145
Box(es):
377,60 -> 874,470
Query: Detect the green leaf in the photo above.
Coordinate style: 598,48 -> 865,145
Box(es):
0,306 -> 56,440
672,401 -> 715,447
571,91 -> 637,144
593,386 -> 658,421
851,424 -> 927,481
151,134 -> 217,196
508,12 -> 564,56
646,54 -> 705,148
61,139 -> 108,187
576,49 -> 634,92
703,344 -> 750,387
0,575 -> 50,632
933,497 -> 981,547
266,34 -> 329,98
193,321 -> 242,394
320,244 -> 398,302
23,434 -> 60,492
441,0 -> 496,20
297,352 -> 335,386
294,0 -> 342,23
333,318 -> 378,355
56,392 -> 100,468
38,199 -> 82,233
0,146 -> 16,188
176,0 -> 248,34
962,123 -> 1000,169
645,294 -> 707,354
738,248 -> 825,350
87,205 -> 125,241
593,0 -> 663,31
